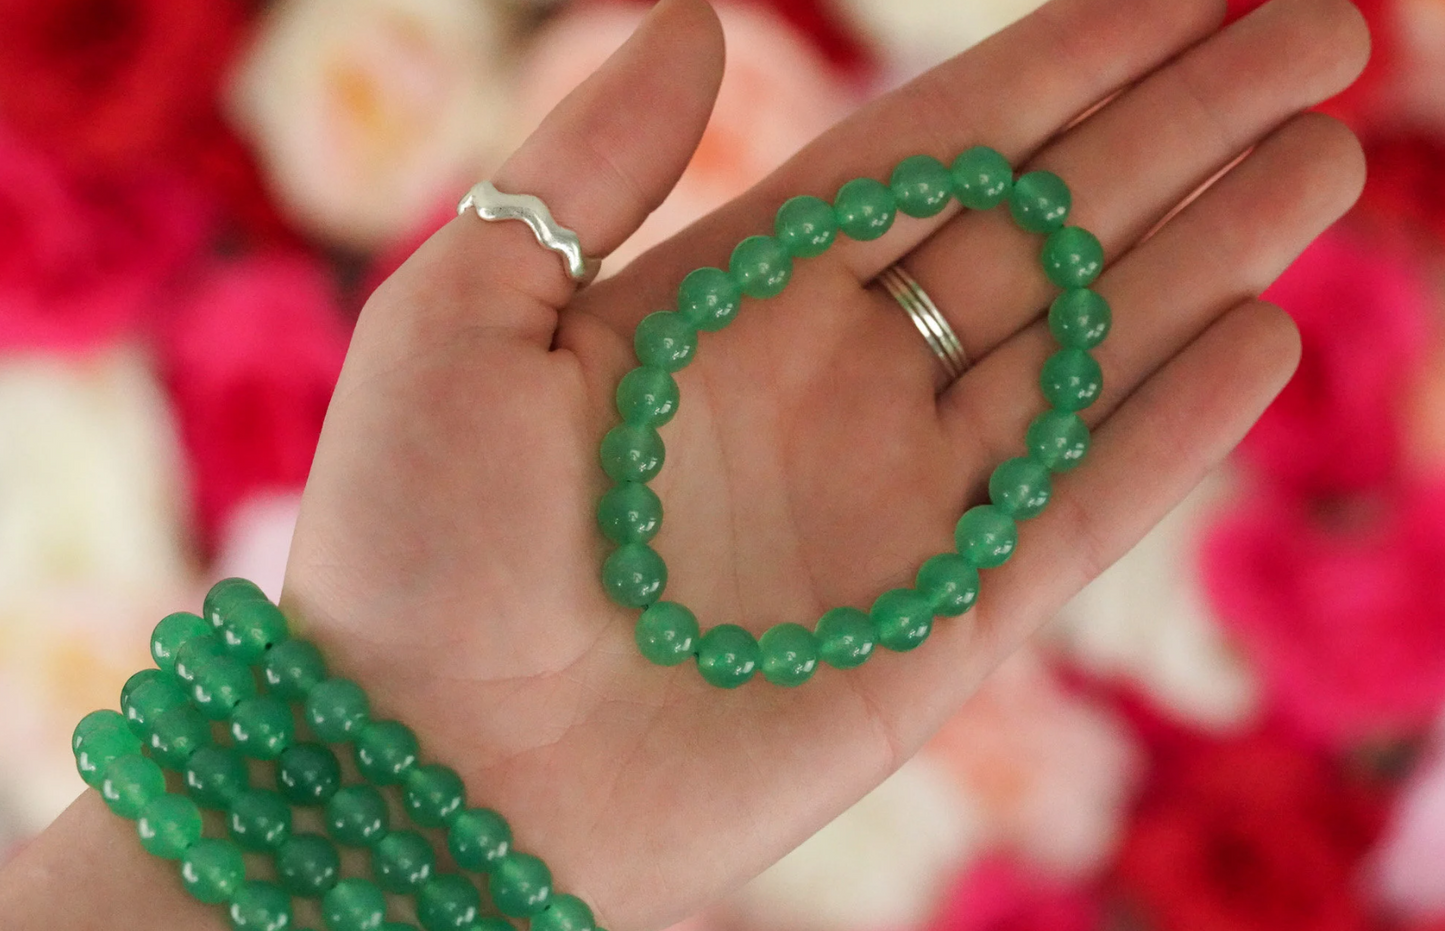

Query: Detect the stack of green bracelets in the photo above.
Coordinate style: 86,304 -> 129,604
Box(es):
71,578 -> 599,931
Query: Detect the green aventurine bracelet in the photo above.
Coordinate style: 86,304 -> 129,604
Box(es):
599,146 -> 1108,687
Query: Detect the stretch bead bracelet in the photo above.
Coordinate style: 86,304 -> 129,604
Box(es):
597,146 -> 1109,688
75,579 -> 603,931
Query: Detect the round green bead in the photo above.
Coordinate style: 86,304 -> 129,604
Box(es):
305,678 -> 371,743
834,177 -> 896,241
914,554 -> 980,617
1027,410 -> 1090,472
148,704 -> 213,768
355,720 -> 419,786
73,708 -> 128,753
1048,289 -> 1111,350
1009,170 -> 1071,234
417,874 -> 482,931
1040,349 -> 1103,412
601,543 -> 667,608
988,456 -> 1052,520
228,880 -> 292,931
774,195 -> 837,258
1041,226 -> 1104,289
814,607 -> 876,669
447,808 -> 511,872
596,483 -> 662,545
262,639 -> 329,700
229,788 -> 293,851
489,851 -> 553,918
277,743 -> 342,806
220,597 -> 289,665
190,654 -> 258,720
277,833 -> 342,897
173,635 -> 227,687
122,668 -> 188,737
533,894 -> 596,931
677,266 -> 742,331
615,367 -> 679,428
758,623 -> 819,687
181,837 -> 246,904
954,505 -> 1018,568
599,424 -> 664,485
890,154 -> 953,218
137,793 -> 203,859
696,624 -> 759,689
322,877 -> 386,931
372,830 -> 436,893
326,785 -> 390,847
184,744 -> 250,809
729,235 -> 792,299
951,146 -> 1013,210
870,589 -> 934,653
230,695 -> 295,760
151,611 -> 212,674
404,764 -> 466,828
204,577 -> 267,629
100,753 -> 166,818
633,311 -> 696,373
634,601 -> 699,666
75,722 -> 142,788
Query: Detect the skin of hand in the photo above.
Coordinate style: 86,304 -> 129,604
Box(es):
0,0 -> 1370,928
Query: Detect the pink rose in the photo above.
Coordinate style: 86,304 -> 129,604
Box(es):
928,858 -> 1101,931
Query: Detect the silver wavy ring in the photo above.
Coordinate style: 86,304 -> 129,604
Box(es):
877,264 -> 970,383
457,181 -> 602,286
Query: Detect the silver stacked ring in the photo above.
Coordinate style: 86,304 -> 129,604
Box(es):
877,264 -> 970,383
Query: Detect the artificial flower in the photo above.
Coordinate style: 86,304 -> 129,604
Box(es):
927,857 -> 1102,931
1366,720 -> 1445,920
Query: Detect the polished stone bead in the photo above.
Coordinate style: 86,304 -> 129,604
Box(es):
122,668 -> 188,736
634,601 -> 699,666
599,424 -> 665,484
404,764 -> 467,828
950,146 -> 1014,210
1009,170 -> 1072,234
1041,226 -> 1104,289
190,654 -> 259,720
372,831 -> 436,893
774,195 -> 837,258
1026,410 -> 1090,473
173,635 -> 227,687
277,833 -> 342,897
100,753 -> 166,818
814,607 -> 876,669
870,589 -> 934,652
597,483 -> 663,545
696,624 -> 759,689
137,793 -> 203,859
729,235 -> 792,299
914,554 -> 980,617
601,543 -> 667,608
229,880 -> 293,931
677,266 -> 743,331
758,623 -> 819,687
76,722 -> 142,788
148,704 -> 213,768
263,638 -> 329,700
834,177 -> 896,241
229,788 -> 293,851
204,577 -> 267,630
322,877 -> 387,931
988,456 -> 1053,520
73,708 -> 128,753
533,894 -> 596,931
1040,349 -> 1103,412
355,720 -> 419,786
231,695 -> 296,760
184,744 -> 250,809
417,874 -> 482,931
890,154 -> 953,218
181,837 -> 246,904
615,367 -> 679,428
278,743 -> 342,806
220,597 -> 290,665
447,808 -> 511,872
489,851 -> 553,917
954,505 -> 1018,568
1048,288 -> 1111,350
326,785 -> 390,847
633,311 -> 697,372
151,611 -> 212,675
305,678 -> 371,743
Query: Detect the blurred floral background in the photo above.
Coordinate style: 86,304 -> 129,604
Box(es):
1,0 -> 1444,928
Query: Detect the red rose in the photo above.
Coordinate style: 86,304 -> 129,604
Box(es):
160,253 -> 349,547
928,858 -> 1101,931
1116,733 -> 1385,931
1358,133 -> 1445,245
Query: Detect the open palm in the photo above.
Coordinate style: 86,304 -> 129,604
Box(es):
281,0 -> 1369,927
